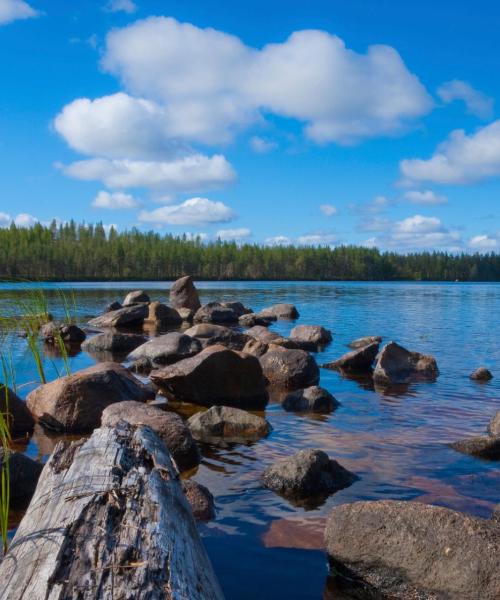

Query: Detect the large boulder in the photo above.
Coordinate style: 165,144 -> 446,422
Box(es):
169,275 -> 201,311
0,385 -> 35,437
88,304 -> 149,328
177,307 -> 194,321
242,338 -> 269,357
40,322 -> 86,345
325,500 -> 500,600
188,405 -> 271,443
150,345 -> 268,409
143,301 -> 182,327
26,362 -> 154,433
128,332 -> 201,371
348,335 -> 382,349
449,436 -> 500,460
193,302 -> 240,324
373,341 -> 439,385
105,300 -> 122,313
245,325 -> 298,349
0,448 -> 43,503
182,480 -> 215,521
123,290 -> 150,306
289,325 -> 332,351
183,323 -> 249,351
82,332 -> 147,354
101,401 -> 200,472
282,386 -> 339,413
238,313 -> 274,327
323,341 -> 379,373
470,366 -> 493,381
220,301 -> 252,317
259,303 -> 299,320
488,411 -> 500,436
262,449 -> 357,500
260,348 -> 319,389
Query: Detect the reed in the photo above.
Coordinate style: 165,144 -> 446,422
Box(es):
0,353 -> 13,555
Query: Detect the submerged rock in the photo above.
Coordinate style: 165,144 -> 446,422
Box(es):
193,302 -> 240,324
144,301 -> 182,327
282,386 -> 339,413
27,362 -> 154,433
449,436 -> 500,460
169,275 -> 201,311
123,290 -> 150,306
348,335 -> 382,349
323,341 -> 379,373
259,303 -> 299,320
470,366 -> 493,381
128,332 -> 201,370
182,480 -> 215,521
82,332 -> 147,354
0,385 -> 35,437
289,325 -> 332,351
260,348 -> 319,389
324,500 -> 500,600
0,448 -> 42,503
101,401 -> 200,472
188,405 -> 271,442
88,303 -> 149,328
184,323 -> 249,351
373,341 -> 439,385
150,345 -> 268,409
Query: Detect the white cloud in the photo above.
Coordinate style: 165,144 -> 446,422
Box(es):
216,227 -> 252,241
352,195 -> 390,215
297,232 -> 338,246
138,197 -> 236,226
0,212 -> 11,226
469,234 -> 498,250
92,190 -> 139,209
59,154 -> 236,192
104,0 -> 137,14
0,0 -> 38,25
249,136 -> 277,153
320,204 -> 338,216
265,235 -> 292,246
437,80 -> 493,119
0,212 -> 39,227
400,120 -> 500,185
403,190 -> 448,205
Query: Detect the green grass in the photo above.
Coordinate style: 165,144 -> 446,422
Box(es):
0,353 -> 13,555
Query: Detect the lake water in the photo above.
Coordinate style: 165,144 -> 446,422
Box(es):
1,281 -> 499,599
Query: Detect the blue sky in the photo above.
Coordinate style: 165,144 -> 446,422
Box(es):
0,0 -> 499,251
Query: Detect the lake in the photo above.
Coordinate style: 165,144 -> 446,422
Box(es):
1,281 -> 499,599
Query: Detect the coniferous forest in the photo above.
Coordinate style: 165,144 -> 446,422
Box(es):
0,221 -> 499,281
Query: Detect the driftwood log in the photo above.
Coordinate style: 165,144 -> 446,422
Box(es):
0,422 -> 224,600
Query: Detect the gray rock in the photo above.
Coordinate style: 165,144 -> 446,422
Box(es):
128,332 -> 201,369
194,302 -> 240,324
245,325 -> 299,348
0,448 -> 43,503
324,500 -> 500,600
492,504 -> 500,523
221,301 -> 252,317
183,323 -> 249,351
259,303 -> 300,320
0,385 -> 35,437
182,480 -> 215,521
88,303 -> 149,328
488,411 -> 500,436
449,436 -> 500,460
238,313 -> 274,327
260,348 -> 319,389
348,335 -> 382,349
282,386 -> 339,413
188,405 -> 271,442
177,307 -> 194,321
105,301 -> 122,313
169,275 -> 201,311
289,325 -> 332,351
373,341 -> 439,385
470,366 -> 493,381
242,338 -> 269,357
123,290 -> 150,306
144,301 -> 182,326
323,341 -> 379,373
40,322 -> 86,345
82,332 -> 147,354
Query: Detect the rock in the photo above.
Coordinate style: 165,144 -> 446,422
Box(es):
348,335 -> 382,349
282,386 -> 339,413
178,307 -> 194,321
492,504 -> 500,523
262,449 -> 357,500
183,323 -> 249,351
470,366 -> 493,381
88,303 -> 149,328
0,385 -> 35,437
194,302 -> 240,324
40,322 -> 86,345
123,290 -> 150,306
128,332 -> 202,370
323,341 -> 379,373
169,275 -> 201,311
289,325 -> 332,351
150,345 -> 268,409
188,405 -> 271,442
449,436 -> 500,460
259,303 -> 299,320
488,411 -> 500,436
0,448 -> 42,503
105,300 -> 122,312
221,301 -> 252,317
182,480 -> 215,521
242,338 -> 268,357
245,325 -> 299,348
260,348 -> 319,389
373,341 -> 439,385
324,500 -> 500,600
143,301 -> 182,327
239,313 -> 273,327
26,362 -> 154,433
101,401 -> 200,471
82,332 -> 147,354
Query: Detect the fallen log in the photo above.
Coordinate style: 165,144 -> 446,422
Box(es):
0,422 -> 224,600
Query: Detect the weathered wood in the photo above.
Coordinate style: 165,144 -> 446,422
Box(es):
0,422 -> 224,600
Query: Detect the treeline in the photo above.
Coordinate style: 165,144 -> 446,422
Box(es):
0,221 -> 499,281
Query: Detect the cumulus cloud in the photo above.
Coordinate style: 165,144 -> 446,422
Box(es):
297,232 -> 338,246
249,136 -> 278,153
0,0 -> 38,25
437,80 -> 494,119
320,204 -> 338,216
92,190 -> 139,209
468,234 -> 499,250
403,190 -> 448,205
265,235 -> 292,246
216,227 -> 252,241
351,195 -> 390,215
400,120 -> 500,185
0,212 -> 39,227
104,0 -> 137,14
138,197 -> 236,226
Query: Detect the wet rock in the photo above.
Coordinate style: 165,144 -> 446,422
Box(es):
144,301 -> 182,327
194,302 -> 240,324
259,303 -> 299,320
470,366 -> 493,381
150,345 -> 268,409
348,335 -> 382,349
323,341 -> 379,373
169,275 -> 201,312
40,322 -> 86,345
262,449 -> 356,500
0,448 -> 43,503
182,480 -> 215,521
242,338 -> 269,357
82,332 -> 147,354
260,348 -> 319,390
324,500 -> 500,600
449,436 -> 500,460
105,301 -> 122,313
245,325 -> 299,348
177,307 -> 194,321
221,301 -> 252,317
282,386 -> 339,413
289,325 -> 332,351
128,332 -> 201,370
123,290 -> 150,306
373,341 -> 439,385
188,405 -> 271,442
183,323 -> 249,351
0,385 -> 35,437
488,411 -> 500,436
26,362 -> 154,433
101,401 -> 200,471
238,313 -> 274,327
88,303 -> 149,328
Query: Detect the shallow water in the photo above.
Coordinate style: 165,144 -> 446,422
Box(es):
1,281 -> 499,599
